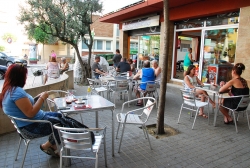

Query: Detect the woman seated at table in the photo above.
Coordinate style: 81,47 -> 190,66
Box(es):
219,63 -> 249,124
184,65 -> 216,118
0,64 -> 61,157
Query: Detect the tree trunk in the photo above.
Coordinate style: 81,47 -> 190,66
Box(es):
73,44 -> 91,84
156,0 -> 169,134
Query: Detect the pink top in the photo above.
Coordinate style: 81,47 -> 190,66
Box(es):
51,53 -> 57,58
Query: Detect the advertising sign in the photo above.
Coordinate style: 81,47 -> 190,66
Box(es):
122,15 -> 159,31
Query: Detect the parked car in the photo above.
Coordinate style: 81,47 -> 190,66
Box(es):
0,52 -> 27,67
0,65 -> 7,80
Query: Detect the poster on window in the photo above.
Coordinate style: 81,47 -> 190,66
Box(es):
208,66 -> 217,84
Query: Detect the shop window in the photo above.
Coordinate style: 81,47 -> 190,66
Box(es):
106,41 -> 111,50
82,40 -> 89,49
176,21 -> 204,29
206,17 -> 239,26
201,28 -> 237,85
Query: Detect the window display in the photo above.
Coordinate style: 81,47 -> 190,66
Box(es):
201,28 -> 237,84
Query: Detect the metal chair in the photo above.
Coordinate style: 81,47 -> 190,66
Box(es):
8,115 -> 59,168
116,97 -> 156,152
219,95 -> 250,133
109,80 -> 130,107
46,90 -> 69,112
87,78 -> 108,97
48,69 -> 60,79
136,81 -> 159,108
46,90 -> 84,123
53,124 -> 107,168
177,89 -> 210,129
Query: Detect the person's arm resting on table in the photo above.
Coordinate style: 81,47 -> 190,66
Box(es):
219,80 -> 233,93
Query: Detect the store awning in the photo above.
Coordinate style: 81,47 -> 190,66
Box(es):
99,0 -> 250,23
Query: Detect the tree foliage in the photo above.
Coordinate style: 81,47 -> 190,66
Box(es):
0,46 -> 5,52
18,0 -> 103,81
28,24 -> 57,44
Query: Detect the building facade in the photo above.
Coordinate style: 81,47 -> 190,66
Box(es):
99,0 -> 250,85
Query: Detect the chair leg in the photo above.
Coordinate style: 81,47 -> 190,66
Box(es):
192,108 -> 199,130
207,104 -> 210,125
60,150 -> 63,168
246,110 -> 250,130
21,140 -> 30,168
118,123 -> 126,153
103,134 -> 107,167
142,126 -> 147,139
116,122 -> 121,139
144,125 -> 152,150
177,104 -> 184,123
32,77 -> 36,86
15,137 -> 22,161
232,111 -> 238,133
95,154 -> 98,168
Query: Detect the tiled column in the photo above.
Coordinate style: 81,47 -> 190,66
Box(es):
235,6 -> 250,85
119,30 -> 129,58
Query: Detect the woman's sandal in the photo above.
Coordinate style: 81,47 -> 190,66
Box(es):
40,145 -> 59,158
40,144 -> 51,155
198,114 -> 208,118
48,147 -> 60,158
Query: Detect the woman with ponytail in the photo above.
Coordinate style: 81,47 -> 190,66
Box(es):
219,63 -> 249,124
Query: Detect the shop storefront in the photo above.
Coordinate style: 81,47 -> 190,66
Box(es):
123,15 -> 161,68
100,0 -> 250,85
172,12 -> 239,85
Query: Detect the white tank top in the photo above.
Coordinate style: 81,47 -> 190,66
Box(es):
184,75 -> 197,90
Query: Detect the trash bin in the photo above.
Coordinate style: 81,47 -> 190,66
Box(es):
106,54 -> 114,66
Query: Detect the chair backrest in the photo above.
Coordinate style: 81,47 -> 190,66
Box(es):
236,95 -> 250,111
180,89 -> 197,106
87,78 -> 101,89
53,124 -> 93,151
114,80 -> 129,92
46,90 -> 69,111
8,115 -> 26,139
143,99 -> 155,118
48,69 -> 60,78
145,81 -> 157,92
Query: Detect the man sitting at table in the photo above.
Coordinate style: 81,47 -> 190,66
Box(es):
92,56 -> 106,79
133,60 -> 155,106
116,58 -> 131,73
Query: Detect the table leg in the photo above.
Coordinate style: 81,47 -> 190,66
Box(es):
214,95 -> 220,127
111,109 -> 114,156
95,111 -> 99,128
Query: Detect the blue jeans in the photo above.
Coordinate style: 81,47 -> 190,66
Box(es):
20,112 -> 62,145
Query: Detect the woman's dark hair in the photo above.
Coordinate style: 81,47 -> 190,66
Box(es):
50,56 -> 57,62
186,65 -> 196,75
0,64 -> 28,108
233,63 -> 245,76
128,59 -> 133,64
116,49 -> 120,53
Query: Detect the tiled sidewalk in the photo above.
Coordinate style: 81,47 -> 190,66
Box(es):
1,84 -> 250,168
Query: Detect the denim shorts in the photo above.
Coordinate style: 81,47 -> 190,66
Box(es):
19,112 -> 62,145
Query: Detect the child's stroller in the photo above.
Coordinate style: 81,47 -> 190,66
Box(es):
176,60 -> 184,72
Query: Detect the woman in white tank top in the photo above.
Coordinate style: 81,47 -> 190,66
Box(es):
184,65 -> 216,118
